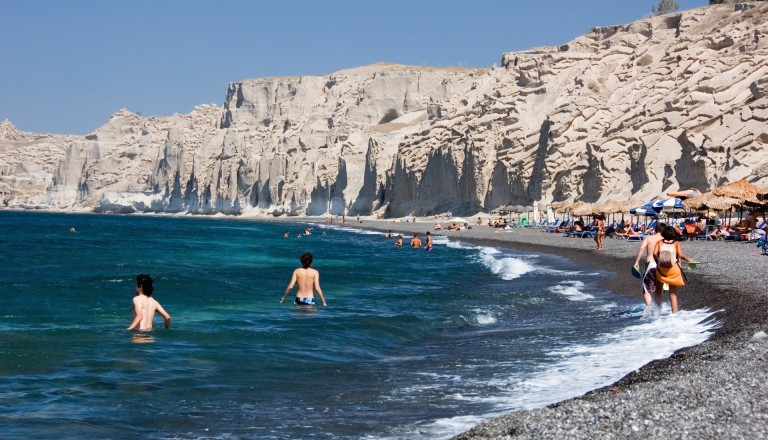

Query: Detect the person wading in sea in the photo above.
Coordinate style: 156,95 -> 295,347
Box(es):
127,274 -> 171,331
281,252 -> 327,306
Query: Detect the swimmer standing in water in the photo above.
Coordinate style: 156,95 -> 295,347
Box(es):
281,252 -> 327,306
127,274 -> 171,330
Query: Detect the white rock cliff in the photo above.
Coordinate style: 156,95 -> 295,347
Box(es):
1,3 -> 766,216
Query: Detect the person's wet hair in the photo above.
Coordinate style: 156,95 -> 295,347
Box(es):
661,226 -> 677,241
656,222 -> 666,233
136,274 -> 154,296
300,252 -> 313,269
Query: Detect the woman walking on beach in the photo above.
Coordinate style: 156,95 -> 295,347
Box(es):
593,214 -> 605,250
653,226 -> 693,314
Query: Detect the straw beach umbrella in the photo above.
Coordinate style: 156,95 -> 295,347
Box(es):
592,199 -> 625,223
757,187 -> 768,204
704,195 -> 742,212
550,201 -> 572,213
571,202 -> 596,217
594,199 -> 624,214
712,179 -> 760,204
682,192 -> 710,210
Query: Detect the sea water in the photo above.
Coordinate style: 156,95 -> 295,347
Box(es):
0,211 -> 718,439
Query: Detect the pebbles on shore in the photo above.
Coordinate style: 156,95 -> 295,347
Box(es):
322,219 -> 768,439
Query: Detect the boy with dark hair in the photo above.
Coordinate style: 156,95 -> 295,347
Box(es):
128,274 -> 171,330
281,252 -> 327,306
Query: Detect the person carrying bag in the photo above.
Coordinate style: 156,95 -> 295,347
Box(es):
653,226 -> 694,314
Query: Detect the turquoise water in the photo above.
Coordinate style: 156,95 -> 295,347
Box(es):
0,211 -> 717,439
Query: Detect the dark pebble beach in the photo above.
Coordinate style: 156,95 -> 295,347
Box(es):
334,219 -> 768,439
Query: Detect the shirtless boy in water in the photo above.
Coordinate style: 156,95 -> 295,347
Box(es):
128,274 -> 171,330
281,252 -> 327,306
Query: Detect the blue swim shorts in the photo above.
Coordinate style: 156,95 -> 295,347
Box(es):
295,297 -> 316,306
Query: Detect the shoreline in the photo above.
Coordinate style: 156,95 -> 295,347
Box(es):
329,218 -> 768,439
4,210 -> 767,437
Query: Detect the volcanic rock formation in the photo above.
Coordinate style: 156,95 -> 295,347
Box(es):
1,3 -> 767,216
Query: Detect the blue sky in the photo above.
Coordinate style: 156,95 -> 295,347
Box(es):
1,0 -> 703,135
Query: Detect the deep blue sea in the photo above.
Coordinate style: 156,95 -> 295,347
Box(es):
0,211 -> 718,439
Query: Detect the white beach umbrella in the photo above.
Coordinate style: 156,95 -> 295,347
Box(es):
532,201 -> 540,223
651,197 -> 685,212
547,206 -> 555,223
629,201 -> 657,216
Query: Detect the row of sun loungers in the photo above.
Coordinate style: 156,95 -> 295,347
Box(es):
536,218 -> 767,243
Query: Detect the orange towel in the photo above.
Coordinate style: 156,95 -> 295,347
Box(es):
657,263 -> 685,287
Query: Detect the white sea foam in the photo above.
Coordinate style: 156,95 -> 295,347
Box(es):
432,235 -> 450,245
319,224 -> 384,236
593,302 -> 619,312
447,241 -> 585,281
445,240 -> 475,250
406,307 -> 720,439
549,280 -> 594,301
476,246 -> 535,280
472,309 -> 497,325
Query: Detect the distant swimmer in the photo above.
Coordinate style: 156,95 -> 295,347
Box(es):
395,235 -> 403,248
69,227 -> 76,233
127,274 -> 171,331
410,233 -> 422,248
284,231 -> 289,238
425,231 -> 433,252
281,252 -> 327,306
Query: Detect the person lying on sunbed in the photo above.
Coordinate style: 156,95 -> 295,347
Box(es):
708,226 -> 725,240
620,225 -> 640,238
568,221 -> 584,234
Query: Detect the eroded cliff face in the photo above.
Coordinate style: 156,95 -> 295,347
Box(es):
1,3 -> 767,216
0,120 -> 78,208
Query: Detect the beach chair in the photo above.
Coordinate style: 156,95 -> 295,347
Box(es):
625,231 -> 645,241
693,225 -> 717,240
563,225 -> 584,237
531,219 -> 547,228
761,239 -> 767,255
544,220 -> 566,233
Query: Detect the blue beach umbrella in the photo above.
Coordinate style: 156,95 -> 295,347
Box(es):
630,200 -> 658,229
630,201 -> 657,216
651,197 -> 685,212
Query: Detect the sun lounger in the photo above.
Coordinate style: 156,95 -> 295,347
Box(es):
693,225 -> 718,241
544,220 -> 568,233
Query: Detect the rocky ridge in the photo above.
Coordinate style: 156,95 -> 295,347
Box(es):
1,3 -> 766,216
